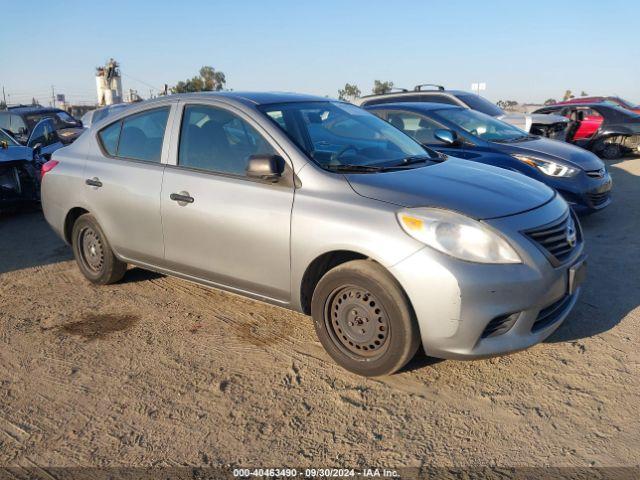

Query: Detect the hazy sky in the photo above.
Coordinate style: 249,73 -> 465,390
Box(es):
1,0 -> 638,106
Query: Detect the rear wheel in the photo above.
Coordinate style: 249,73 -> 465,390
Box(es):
311,260 -> 420,377
72,213 -> 126,285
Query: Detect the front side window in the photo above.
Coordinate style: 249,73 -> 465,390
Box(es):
386,111 -> 446,144
435,108 -> 527,143
28,120 -> 59,148
97,107 -> 169,162
178,105 -> 276,175
259,102 -> 428,168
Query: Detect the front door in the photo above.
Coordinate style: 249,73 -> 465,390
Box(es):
27,119 -> 63,159
160,103 -> 294,302
383,110 -> 467,157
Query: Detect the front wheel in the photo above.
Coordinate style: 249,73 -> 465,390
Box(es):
311,260 -> 420,377
72,213 -> 127,285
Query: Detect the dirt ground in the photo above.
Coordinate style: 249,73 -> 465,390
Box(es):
0,156 -> 639,470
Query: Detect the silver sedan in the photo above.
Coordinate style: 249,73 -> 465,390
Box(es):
40,92 -> 586,376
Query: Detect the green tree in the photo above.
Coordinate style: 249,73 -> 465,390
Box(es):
372,80 -> 394,95
563,90 -> 574,101
0,100 -> 6,110
171,66 -> 226,93
338,83 -> 361,101
544,98 -> 557,106
580,91 -> 588,97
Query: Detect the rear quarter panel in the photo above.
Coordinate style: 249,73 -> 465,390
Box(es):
41,136 -> 90,242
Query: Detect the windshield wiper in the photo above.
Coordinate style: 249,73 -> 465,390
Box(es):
324,163 -> 383,173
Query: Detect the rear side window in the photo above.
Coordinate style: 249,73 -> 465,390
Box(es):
97,107 -> 169,162
98,122 -> 121,155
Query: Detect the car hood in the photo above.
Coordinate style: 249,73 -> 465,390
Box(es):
499,137 -> 604,170
498,112 -> 569,132
0,145 -> 33,163
345,157 -> 555,220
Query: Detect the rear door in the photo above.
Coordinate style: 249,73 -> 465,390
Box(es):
84,103 -> 175,265
160,102 -> 294,302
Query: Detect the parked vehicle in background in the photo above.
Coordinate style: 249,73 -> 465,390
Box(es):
534,103 -> 640,159
0,120 -> 61,212
0,106 -> 83,146
554,96 -> 640,114
355,84 -> 570,140
41,92 -> 586,376
81,103 -> 131,129
366,103 -> 612,213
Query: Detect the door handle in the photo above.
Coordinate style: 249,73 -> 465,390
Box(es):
170,192 -> 194,204
85,177 -> 102,188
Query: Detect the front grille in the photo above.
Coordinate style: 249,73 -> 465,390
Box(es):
588,191 -> 610,206
524,213 -> 580,265
481,312 -> 519,338
585,168 -> 605,178
532,295 -> 573,332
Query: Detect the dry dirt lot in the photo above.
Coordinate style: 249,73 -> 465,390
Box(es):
0,156 -> 639,471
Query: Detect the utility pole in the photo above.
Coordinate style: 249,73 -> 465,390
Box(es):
51,85 -> 56,107
2,86 -> 6,108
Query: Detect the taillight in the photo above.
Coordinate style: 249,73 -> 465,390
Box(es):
41,160 -> 59,178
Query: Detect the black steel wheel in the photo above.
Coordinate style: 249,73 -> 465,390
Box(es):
311,260 -> 420,377
72,213 -> 126,285
325,285 -> 390,359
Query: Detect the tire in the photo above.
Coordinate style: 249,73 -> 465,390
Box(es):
594,140 -> 622,160
311,260 -> 420,377
71,213 -> 126,285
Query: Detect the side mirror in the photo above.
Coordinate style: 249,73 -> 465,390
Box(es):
32,144 -> 42,157
246,154 -> 285,181
434,129 -> 459,146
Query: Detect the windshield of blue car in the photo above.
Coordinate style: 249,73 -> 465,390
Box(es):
259,101 -> 433,169
455,94 -> 505,117
436,108 -> 529,142
0,129 -> 19,146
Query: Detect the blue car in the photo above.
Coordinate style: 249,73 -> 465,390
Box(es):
0,118 -> 62,211
365,103 -> 612,213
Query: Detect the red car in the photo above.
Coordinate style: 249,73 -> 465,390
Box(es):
551,97 -> 640,139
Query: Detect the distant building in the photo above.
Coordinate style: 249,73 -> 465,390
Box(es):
96,58 -> 123,106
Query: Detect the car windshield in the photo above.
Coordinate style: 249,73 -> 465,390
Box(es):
436,108 -> 529,142
259,101 -> 432,169
0,129 -> 19,146
456,94 -> 505,117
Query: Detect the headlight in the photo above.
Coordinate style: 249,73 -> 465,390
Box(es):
512,154 -> 578,177
397,208 -> 521,264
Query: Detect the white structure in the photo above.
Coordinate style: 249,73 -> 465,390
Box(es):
96,59 -> 123,106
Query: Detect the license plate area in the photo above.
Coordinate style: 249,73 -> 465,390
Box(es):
568,257 -> 587,294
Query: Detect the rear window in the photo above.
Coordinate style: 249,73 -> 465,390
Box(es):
97,107 -> 169,162
456,94 -> 504,117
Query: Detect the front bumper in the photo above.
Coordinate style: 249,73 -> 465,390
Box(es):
555,172 -> 612,213
390,195 -> 584,360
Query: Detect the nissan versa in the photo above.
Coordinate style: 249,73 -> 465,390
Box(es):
366,103 -> 612,213
41,92 -> 586,376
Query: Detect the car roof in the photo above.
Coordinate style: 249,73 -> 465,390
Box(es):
5,106 -> 63,115
166,91 -> 332,106
365,102 -> 463,112
543,102 -> 612,109
359,89 -> 471,101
